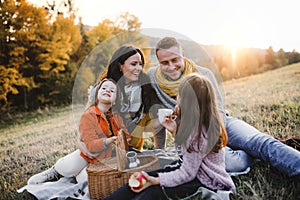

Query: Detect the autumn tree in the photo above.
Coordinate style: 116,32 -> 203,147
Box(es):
0,0 -> 146,114
35,14 -> 81,105
265,46 -> 276,69
0,0 -> 81,112
0,0 -> 51,110
115,12 -> 141,32
276,48 -> 288,67
287,49 -> 300,64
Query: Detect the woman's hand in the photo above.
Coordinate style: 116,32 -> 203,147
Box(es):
130,171 -> 160,193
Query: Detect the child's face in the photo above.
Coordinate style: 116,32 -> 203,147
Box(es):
97,80 -> 117,105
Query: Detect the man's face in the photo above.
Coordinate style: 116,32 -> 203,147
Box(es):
156,46 -> 185,80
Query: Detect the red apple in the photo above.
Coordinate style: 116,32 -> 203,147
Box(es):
128,172 -> 147,189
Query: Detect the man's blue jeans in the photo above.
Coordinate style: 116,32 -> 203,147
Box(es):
225,116 -> 300,176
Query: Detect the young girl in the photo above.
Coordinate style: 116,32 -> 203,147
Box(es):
104,73 -> 236,199
27,78 -> 130,184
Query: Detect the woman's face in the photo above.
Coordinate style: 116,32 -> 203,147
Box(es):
97,80 -> 117,105
120,53 -> 143,83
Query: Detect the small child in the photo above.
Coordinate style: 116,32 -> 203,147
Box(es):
27,78 -> 130,184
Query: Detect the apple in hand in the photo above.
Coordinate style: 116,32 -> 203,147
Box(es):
128,172 -> 147,189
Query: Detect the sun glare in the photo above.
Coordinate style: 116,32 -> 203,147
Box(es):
225,44 -> 240,69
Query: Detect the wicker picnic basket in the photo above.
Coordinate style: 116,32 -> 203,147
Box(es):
86,130 -> 160,199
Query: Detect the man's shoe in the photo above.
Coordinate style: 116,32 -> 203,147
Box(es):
281,137 -> 300,151
27,167 -> 62,185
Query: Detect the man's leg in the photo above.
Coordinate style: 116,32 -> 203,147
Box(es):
226,116 -> 300,176
225,146 -> 253,173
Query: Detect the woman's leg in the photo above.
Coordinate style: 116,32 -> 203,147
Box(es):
226,116 -> 300,176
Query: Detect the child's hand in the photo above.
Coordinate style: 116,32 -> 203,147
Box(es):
106,136 -> 117,145
130,171 -> 160,193
162,115 -> 177,136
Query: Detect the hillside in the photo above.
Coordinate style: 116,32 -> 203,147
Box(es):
0,63 -> 299,199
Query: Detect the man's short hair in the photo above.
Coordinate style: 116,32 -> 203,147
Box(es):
155,37 -> 181,54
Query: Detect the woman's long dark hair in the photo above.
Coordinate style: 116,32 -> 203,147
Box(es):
106,46 -> 145,83
100,45 -> 161,113
175,73 -> 228,153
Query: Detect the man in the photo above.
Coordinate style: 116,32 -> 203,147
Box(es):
147,36 -> 300,176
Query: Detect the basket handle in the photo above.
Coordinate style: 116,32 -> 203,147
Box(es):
116,129 -> 128,171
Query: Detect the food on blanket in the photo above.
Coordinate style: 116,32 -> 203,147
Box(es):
128,172 -> 147,189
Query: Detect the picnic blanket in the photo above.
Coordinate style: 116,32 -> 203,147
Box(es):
17,147 -> 250,200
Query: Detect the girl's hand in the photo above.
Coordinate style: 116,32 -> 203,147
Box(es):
162,115 -> 177,136
130,171 -> 160,193
106,136 -> 117,145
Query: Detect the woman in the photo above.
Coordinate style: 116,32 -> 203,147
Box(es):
90,45 -> 163,150
26,78 -> 130,185
104,73 -> 236,200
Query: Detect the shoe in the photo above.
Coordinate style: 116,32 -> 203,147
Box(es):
280,137 -> 300,151
27,167 -> 62,185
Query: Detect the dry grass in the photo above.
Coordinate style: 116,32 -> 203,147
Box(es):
0,63 -> 299,199
223,63 -> 300,199
0,107 -> 79,199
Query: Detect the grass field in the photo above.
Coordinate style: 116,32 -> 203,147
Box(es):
0,63 -> 299,199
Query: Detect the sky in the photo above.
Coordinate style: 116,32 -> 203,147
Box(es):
28,0 -> 300,52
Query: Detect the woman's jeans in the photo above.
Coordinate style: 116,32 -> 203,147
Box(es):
225,116 -> 300,176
